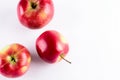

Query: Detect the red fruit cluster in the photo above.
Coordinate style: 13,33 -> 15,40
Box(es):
0,0 -> 70,78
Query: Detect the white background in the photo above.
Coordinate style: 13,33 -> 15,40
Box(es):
0,0 -> 120,80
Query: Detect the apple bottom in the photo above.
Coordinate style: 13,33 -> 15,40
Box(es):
17,0 -> 54,29
0,43 -> 31,78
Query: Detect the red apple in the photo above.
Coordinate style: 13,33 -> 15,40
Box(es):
0,54 -> 1,74
17,0 -> 54,29
0,43 -> 31,78
36,30 -> 71,63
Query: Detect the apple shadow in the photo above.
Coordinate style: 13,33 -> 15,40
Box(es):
31,52 -> 45,64
27,44 -> 53,77
28,44 -> 49,67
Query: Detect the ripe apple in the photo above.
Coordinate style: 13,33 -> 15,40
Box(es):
36,30 -> 71,64
0,55 -> 1,74
17,0 -> 54,29
0,43 -> 31,78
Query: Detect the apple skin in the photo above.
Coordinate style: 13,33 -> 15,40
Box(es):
36,30 -> 69,63
17,0 -> 54,29
0,55 -> 1,74
0,43 -> 31,78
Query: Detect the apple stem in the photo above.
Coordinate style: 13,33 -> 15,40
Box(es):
31,3 -> 37,9
60,55 -> 71,64
30,0 -> 39,9
11,57 -> 16,62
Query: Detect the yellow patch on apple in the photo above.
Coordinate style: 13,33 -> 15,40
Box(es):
12,44 -> 19,51
27,57 -> 31,63
60,35 -> 67,43
21,66 -> 27,73
0,46 -> 10,55
39,10 -> 47,20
